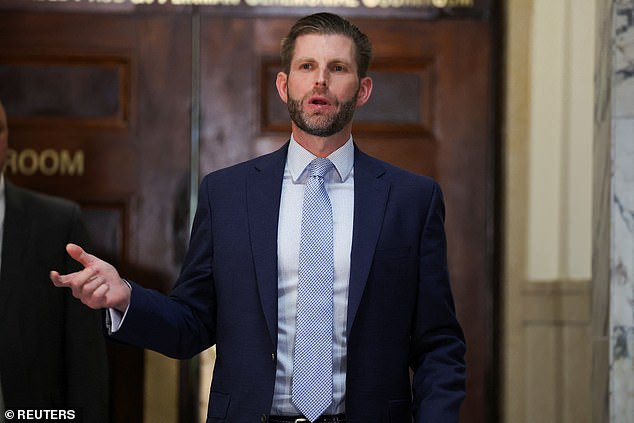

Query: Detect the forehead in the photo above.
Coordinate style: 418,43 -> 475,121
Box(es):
292,33 -> 356,64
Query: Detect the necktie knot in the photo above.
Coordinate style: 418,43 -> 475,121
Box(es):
308,158 -> 334,179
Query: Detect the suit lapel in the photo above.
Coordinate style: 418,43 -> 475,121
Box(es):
347,148 -> 390,335
247,144 -> 289,346
245,144 -> 390,341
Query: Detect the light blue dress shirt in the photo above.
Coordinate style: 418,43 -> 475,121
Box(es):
271,136 -> 354,416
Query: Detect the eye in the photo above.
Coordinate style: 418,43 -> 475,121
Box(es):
333,65 -> 344,72
300,63 -> 312,70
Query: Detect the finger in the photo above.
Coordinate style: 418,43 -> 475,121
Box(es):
50,270 -> 75,288
90,283 -> 111,308
77,275 -> 104,297
76,281 -> 109,310
50,270 -> 63,286
52,265 -> 96,285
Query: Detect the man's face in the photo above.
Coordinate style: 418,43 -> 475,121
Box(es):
276,34 -> 371,138
0,103 -> 8,168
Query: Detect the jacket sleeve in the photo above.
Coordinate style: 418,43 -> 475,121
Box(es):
410,181 -> 466,423
110,175 -> 217,359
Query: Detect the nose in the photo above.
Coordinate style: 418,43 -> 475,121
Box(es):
314,69 -> 328,87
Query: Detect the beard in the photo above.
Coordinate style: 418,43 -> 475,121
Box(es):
286,89 -> 358,137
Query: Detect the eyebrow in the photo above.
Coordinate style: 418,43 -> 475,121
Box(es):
293,56 -> 353,66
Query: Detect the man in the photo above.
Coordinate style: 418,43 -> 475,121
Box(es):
51,12 -> 466,423
0,100 -> 109,422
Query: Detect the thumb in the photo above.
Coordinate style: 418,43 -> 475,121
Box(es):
65,243 -> 94,268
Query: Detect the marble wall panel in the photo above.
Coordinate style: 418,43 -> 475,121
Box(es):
610,117 -> 634,421
615,0 -> 634,116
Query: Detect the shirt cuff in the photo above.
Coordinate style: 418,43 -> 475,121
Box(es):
105,279 -> 132,334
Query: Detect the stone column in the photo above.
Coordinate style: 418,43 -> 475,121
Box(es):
594,1 -> 634,422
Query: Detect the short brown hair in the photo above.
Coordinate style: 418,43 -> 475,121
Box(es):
280,13 -> 373,80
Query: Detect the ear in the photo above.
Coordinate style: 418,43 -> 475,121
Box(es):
355,76 -> 373,107
276,71 -> 289,104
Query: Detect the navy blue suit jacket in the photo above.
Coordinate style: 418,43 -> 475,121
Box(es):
113,144 -> 466,423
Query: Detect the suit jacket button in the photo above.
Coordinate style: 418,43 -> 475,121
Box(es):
261,414 -> 267,423
271,353 -> 275,361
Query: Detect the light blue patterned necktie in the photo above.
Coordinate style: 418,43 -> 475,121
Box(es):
291,157 -> 335,422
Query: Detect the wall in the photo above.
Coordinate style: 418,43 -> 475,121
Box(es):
503,0 -> 595,421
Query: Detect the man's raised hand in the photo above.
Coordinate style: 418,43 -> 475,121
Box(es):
50,243 -> 131,312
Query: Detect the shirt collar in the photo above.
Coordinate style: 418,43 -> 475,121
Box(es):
287,135 -> 354,183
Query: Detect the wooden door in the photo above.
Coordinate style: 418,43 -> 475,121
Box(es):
0,10 -> 193,422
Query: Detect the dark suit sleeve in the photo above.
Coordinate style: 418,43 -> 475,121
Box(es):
62,205 -> 109,423
410,182 -> 466,423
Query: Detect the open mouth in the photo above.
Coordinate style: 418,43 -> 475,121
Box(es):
309,96 -> 331,106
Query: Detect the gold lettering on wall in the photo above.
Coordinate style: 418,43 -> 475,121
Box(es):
5,148 -> 85,176
34,0 -> 474,7
245,0 -> 359,6
167,0 -> 240,4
